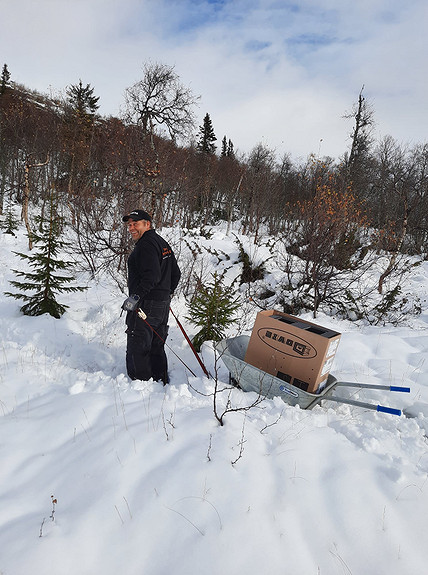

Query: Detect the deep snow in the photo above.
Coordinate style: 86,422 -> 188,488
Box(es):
1,222 -> 428,575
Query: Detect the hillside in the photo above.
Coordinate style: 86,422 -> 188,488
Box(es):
1,221 -> 428,575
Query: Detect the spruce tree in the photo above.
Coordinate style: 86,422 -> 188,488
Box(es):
221,136 -> 235,158
197,113 -> 217,154
0,199 -> 19,235
186,273 -> 240,351
221,136 -> 227,157
227,138 -> 235,158
5,193 -> 87,318
66,79 -> 100,118
0,64 -> 10,95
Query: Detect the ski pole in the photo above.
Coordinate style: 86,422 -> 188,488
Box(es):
137,308 -> 197,377
121,295 -> 199,378
169,307 -> 211,378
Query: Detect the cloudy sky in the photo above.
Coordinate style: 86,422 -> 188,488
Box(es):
2,0 -> 427,161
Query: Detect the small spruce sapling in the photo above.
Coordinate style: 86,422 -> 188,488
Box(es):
186,272 -> 240,351
0,200 -> 19,236
5,193 -> 87,318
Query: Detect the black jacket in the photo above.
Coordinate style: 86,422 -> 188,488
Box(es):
127,229 -> 181,301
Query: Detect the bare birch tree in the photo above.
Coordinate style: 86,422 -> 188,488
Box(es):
123,62 -> 198,143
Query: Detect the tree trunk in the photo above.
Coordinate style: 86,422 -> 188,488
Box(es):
378,193 -> 408,294
22,156 -> 49,250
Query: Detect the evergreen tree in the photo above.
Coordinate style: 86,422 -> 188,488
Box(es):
221,136 -> 235,158
0,63 -> 10,95
66,79 -> 100,118
221,136 -> 227,157
197,113 -> 217,154
5,192 -> 87,318
186,273 -> 240,351
227,138 -> 234,158
0,199 -> 19,236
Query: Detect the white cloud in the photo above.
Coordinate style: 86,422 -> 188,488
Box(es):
1,0 -> 427,159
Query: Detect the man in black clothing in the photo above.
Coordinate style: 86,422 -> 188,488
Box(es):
122,209 -> 181,384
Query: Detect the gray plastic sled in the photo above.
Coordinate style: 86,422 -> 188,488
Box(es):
216,335 -> 410,416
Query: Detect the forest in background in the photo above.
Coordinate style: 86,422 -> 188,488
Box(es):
1,62 -> 427,324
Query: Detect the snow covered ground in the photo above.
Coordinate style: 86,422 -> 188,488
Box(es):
1,223 -> 428,575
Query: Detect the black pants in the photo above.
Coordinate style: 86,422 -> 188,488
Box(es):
126,299 -> 170,384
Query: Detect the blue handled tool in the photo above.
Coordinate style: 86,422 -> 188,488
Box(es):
323,395 -> 402,416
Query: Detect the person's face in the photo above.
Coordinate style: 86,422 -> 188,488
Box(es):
127,218 -> 150,241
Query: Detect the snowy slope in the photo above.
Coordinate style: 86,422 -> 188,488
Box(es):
1,224 -> 428,575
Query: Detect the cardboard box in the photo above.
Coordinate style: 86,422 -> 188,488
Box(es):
244,310 -> 341,393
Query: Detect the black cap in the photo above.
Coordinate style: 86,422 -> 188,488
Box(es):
123,209 -> 152,223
